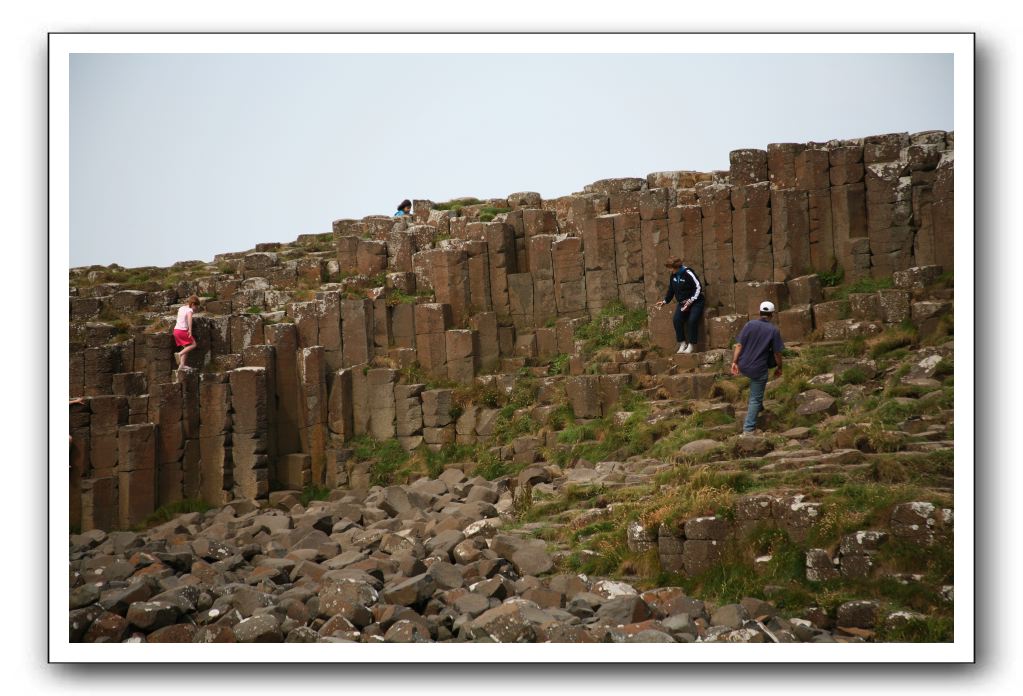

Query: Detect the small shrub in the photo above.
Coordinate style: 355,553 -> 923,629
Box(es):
838,367 -> 869,385
868,327 -> 918,358
478,206 -> 511,222
818,266 -> 844,288
550,353 -> 570,375
299,484 -> 331,506
876,615 -> 953,643
137,498 -> 212,530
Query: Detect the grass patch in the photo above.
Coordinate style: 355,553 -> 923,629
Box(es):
818,267 -> 844,288
868,325 -> 918,359
136,498 -> 213,530
431,197 -> 484,213
830,276 -> 895,300
574,300 -> 647,353
549,353 -> 570,375
875,614 -> 953,642
478,206 -> 511,222
352,435 -> 410,487
298,484 -> 331,507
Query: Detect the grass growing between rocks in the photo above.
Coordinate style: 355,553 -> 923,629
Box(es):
574,301 -> 648,354
430,197 -> 483,213
135,498 -> 213,530
828,276 -> 895,300
298,484 -> 332,506
352,436 -> 410,487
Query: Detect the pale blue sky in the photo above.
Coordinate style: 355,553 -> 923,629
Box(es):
70,53 -> 953,268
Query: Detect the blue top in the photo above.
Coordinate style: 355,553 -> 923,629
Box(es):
663,266 -> 702,304
394,210 -> 407,217
735,318 -> 784,379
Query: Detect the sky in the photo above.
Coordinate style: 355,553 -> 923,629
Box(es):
69,52 -> 953,269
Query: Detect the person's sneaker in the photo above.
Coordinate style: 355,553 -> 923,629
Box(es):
682,343 -> 694,353
676,342 -> 689,354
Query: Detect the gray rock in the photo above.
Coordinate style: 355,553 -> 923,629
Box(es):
125,601 -> 180,632
679,439 -> 721,457
511,547 -> 554,577
709,603 -> 749,629
469,603 -> 535,643
70,583 -> 101,610
384,619 -> 432,643
381,573 -> 437,607
595,595 -> 652,625
427,561 -> 464,590
626,629 -> 676,642
454,593 -> 491,617
233,614 -> 283,642
805,548 -> 840,582
836,600 -> 879,629
284,626 -> 320,643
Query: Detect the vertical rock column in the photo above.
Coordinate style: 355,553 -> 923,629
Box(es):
698,182 -> 735,310
394,383 -> 425,451
429,247 -> 471,328
582,215 -> 619,314
116,423 -> 157,529
796,148 -> 836,273
863,132 -> 913,279
229,314 -> 265,355
144,333 -> 176,391
552,236 -> 587,319
931,149 -> 954,273
69,398 -> 91,530
446,329 -> 480,385
641,216 -> 670,308
325,368 -> 354,488
150,382 -> 184,506
731,181 -> 773,283
768,142 -> 812,283
368,368 -> 398,440
265,323 -> 302,458
529,234 -> 558,327
373,298 -> 393,358
84,345 -> 126,396
730,149 -> 772,286
297,346 -> 328,485
82,396 -> 126,531
341,299 -> 374,368
906,131 -> 948,268
229,367 -> 270,501
612,213 -> 645,309
484,222 -> 518,321
243,345 -> 279,488
336,235 -> 360,276
175,369 -> 202,500
829,143 -> 869,279
198,373 -> 232,507
414,303 -> 451,380
464,239 -> 493,316
469,312 -> 500,373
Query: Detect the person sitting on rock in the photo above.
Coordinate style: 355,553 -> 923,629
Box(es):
654,257 -> 705,354
731,301 -> 784,435
394,199 -> 412,217
173,295 -> 200,369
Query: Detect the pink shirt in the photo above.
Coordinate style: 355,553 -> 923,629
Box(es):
175,305 -> 193,331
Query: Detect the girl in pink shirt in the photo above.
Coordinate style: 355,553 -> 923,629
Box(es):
173,295 -> 199,369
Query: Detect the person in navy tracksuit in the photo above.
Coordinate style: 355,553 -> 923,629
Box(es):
654,257 -> 705,354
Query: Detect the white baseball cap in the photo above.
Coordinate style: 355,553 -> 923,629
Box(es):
759,301 -> 776,313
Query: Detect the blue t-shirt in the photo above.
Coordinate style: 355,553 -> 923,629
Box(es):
394,210 -> 407,217
736,318 -> 784,378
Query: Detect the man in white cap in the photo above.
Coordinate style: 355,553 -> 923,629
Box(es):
730,300 -> 785,435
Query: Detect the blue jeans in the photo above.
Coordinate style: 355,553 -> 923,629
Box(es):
672,297 -> 705,344
744,372 -> 768,432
